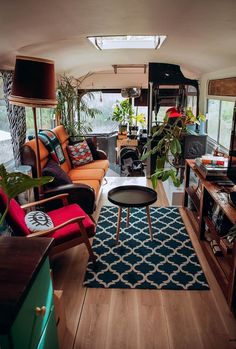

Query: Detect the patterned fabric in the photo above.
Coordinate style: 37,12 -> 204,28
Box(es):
38,130 -> 65,164
84,206 -> 209,290
67,140 -> 93,167
25,211 -> 54,232
1,71 -> 26,166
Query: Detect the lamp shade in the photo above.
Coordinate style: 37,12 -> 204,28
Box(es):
9,56 -> 57,108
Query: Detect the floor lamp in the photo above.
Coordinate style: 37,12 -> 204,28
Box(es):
8,56 -> 57,184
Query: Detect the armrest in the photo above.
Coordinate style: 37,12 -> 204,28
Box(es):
97,149 -> 108,160
21,193 -> 69,210
44,183 -> 96,214
26,216 -> 85,238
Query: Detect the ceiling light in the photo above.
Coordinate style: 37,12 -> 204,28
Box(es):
87,35 -> 167,50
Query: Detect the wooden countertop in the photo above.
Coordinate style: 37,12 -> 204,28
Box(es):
0,237 -> 54,334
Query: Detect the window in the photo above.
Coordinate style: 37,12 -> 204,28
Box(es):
26,107 -> 55,138
207,99 -> 235,149
80,91 -> 126,134
0,76 -> 13,164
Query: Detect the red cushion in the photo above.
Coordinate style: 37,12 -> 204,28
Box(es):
47,204 -> 95,245
0,189 -> 30,236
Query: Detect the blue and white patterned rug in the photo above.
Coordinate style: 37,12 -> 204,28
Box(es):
84,206 -> 209,290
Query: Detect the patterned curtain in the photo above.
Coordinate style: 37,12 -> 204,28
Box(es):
1,70 -> 26,166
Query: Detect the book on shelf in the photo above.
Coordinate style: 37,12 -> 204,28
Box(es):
210,239 -> 223,256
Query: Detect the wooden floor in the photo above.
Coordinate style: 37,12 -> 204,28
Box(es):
52,176 -> 236,349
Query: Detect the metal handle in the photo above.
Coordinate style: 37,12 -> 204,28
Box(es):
35,306 -> 46,317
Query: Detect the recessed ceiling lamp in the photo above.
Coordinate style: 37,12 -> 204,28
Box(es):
87,35 -> 167,50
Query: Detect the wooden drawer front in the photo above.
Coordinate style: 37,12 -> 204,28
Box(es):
11,258 -> 54,349
36,307 -> 58,349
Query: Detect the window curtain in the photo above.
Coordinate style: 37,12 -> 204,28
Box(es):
1,70 -> 26,166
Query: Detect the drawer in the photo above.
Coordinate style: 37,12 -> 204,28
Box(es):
36,307 -> 58,349
11,258 -> 54,349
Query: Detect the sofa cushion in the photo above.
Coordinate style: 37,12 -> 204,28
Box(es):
68,168 -> 104,182
42,159 -> 72,188
67,141 -> 93,167
75,159 -> 109,173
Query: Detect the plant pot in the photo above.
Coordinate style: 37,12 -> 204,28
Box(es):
199,120 -> 206,135
186,123 -> 196,133
119,124 -> 128,134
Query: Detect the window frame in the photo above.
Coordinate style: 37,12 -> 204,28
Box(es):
206,95 -> 236,151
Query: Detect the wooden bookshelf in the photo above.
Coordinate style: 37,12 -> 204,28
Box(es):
183,159 -> 236,312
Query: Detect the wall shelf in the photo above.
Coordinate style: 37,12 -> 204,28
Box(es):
183,159 -> 236,312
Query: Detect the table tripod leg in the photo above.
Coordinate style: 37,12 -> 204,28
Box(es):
146,206 -> 153,240
126,207 -> 130,227
116,207 -> 122,244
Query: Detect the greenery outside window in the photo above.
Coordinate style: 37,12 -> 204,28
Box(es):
207,99 -> 235,150
26,107 -> 55,138
80,91 -> 125,133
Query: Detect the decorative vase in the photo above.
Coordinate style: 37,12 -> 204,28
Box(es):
199,120 -> 206,135
186,123 -> 196,133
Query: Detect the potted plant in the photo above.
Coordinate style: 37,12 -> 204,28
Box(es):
112,99 -> 146,137
185,107 -> 206,133
129,112 -> 146,139
0,164 -> 53,226
112,99 -> 134,134
56,74 -> 101,142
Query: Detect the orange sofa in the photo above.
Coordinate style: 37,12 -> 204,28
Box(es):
21,125 -> 109,214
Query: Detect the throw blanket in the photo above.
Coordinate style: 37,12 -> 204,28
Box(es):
38,130 -> 65,164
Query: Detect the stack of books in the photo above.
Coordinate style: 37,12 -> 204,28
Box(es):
195,157 -> 228,179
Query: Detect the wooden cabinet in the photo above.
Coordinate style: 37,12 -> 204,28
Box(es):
183,160 -> 236,312
0,237 -> 59,349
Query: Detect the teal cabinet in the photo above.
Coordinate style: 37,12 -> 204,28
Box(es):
0,237 -> 59,349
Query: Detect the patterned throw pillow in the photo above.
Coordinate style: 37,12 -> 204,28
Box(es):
67,141 -> 93,167
25,211 -> 54,232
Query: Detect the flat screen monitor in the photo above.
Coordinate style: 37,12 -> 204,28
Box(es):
227,103 -> 236,184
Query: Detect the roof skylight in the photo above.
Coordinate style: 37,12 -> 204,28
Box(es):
87,35 -> 167,50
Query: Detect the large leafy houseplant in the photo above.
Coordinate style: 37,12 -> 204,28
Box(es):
56,73 -> 101,140
0,164 -> 53,225
142,118 -> 184,188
